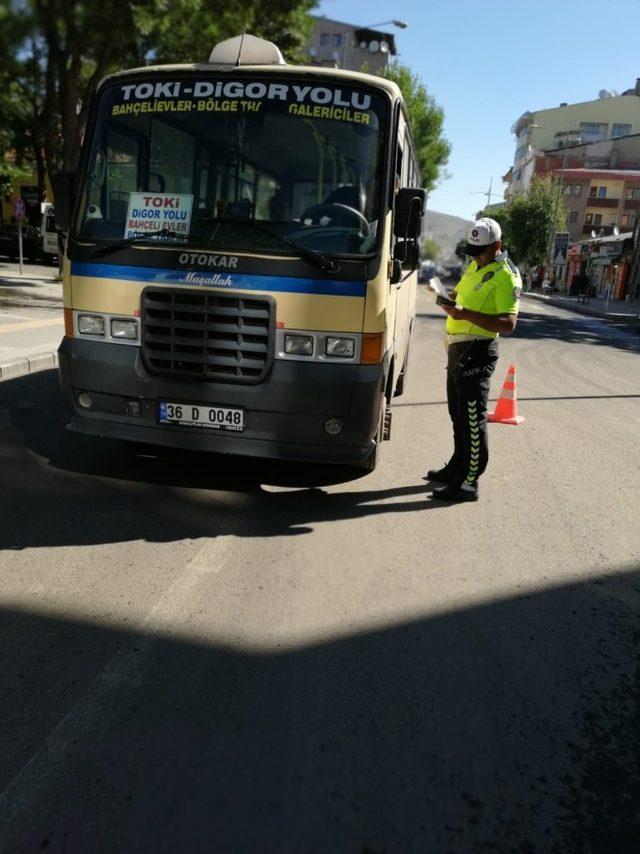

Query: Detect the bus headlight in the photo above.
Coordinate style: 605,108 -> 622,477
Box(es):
111,319 -> 138,340
326,336 -> 355,358
285,334 -> 314,356
78,314 -> 105,336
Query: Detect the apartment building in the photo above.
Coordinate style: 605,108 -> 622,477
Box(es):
557,170 -> 640,242
305,16 -> 398,73
505,81 -> 640,199
535,134 -> 640,242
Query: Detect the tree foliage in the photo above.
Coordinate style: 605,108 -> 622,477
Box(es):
422,238 -> 440,260
380,62 -> 450,192
479,178 -> 567,267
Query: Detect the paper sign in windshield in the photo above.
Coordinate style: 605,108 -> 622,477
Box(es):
124,193 -> 193,239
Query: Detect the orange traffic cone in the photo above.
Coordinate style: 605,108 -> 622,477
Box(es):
488,363 -> 525,425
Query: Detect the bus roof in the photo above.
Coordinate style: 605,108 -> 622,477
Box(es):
98,62 -> 403,103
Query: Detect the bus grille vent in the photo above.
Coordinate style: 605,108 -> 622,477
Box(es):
141,288 -> 274,384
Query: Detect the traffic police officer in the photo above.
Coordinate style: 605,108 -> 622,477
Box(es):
429,218 -> 521,502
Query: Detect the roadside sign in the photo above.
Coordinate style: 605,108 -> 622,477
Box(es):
553,232 -> 570,266
13,197 -> 26,220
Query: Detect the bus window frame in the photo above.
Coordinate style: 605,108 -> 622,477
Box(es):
70,70 -> 396,266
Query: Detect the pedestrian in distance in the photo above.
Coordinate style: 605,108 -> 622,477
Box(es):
427,218 -> 521,502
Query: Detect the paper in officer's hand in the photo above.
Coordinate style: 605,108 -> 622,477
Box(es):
427,277 -> 450,297
427,277 -> 457,307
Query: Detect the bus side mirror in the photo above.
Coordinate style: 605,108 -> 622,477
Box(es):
51,171 -> 76,232
394,187 -> 426,240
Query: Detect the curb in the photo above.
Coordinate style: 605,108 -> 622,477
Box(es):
0,274 -> 60,285
523,292 -> 640,324
0,351 -> 58,382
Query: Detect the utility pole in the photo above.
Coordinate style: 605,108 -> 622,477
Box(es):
469,178 -> 499,212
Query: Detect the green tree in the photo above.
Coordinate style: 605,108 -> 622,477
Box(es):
480,178 -> 567,267
380,62 -> 450,191
422,238 -> 440,260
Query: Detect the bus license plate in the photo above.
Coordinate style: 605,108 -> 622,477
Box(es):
159,401 -> 244,432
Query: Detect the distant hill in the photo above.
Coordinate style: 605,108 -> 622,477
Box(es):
422,210 -> 473,260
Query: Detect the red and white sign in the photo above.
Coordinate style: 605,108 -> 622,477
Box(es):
13,198 -> 26,220
124,192 -> 193,239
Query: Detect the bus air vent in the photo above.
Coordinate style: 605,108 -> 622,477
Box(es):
141,287 -> 274,384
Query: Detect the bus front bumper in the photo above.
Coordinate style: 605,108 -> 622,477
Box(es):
57,338 -> 387,464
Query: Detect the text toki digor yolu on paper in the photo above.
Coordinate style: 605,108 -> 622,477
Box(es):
124,193 -> 194,239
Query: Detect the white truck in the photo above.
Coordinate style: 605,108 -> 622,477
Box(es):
41,202 -> 59,263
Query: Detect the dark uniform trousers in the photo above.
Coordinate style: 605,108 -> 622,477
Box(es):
446,339 -> 499,486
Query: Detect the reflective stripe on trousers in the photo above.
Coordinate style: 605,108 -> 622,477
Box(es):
446,340 -> 499,486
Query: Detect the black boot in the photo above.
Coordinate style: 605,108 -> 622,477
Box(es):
432,482 -> 479,502
425,464 -> 461,484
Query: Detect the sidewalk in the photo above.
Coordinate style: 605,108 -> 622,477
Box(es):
0,266 -> 63,380
524,290 -> 640,323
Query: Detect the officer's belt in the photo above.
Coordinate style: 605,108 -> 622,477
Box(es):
445,333 -> 492,345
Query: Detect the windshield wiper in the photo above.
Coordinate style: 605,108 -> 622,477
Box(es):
230,219 -> 341,275
90,229 -> 189,258
89,222 -> 341,275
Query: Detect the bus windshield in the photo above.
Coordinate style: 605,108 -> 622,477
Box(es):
77,76 -> 387,258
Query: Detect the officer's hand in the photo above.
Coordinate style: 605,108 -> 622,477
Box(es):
441,304 -> 465,320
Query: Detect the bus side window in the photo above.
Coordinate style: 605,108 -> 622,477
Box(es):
396,144 -> 403,193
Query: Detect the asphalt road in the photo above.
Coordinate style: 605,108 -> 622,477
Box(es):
1,291 -> 639,853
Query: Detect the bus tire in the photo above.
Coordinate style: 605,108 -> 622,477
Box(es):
394,358 -> 407,397
353,402 -> 387,472
394,341 -> 411,398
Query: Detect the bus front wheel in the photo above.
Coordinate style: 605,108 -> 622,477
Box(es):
353,402 -> 390,473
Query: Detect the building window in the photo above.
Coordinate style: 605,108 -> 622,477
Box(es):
569,210 -> 579,223
621,214 -> 631,227
594,214 -> 602,225
589,186 -> 597,197
597,186 -> 607,198
320,32 -> 329,46
580,123 -> 608,143
626,187 -> 640,199
573,184 -> 582,195
514,144 -> 527,163
332,33 -> 342,47
585,213 -> 593,224
564,184 -> 572,195
612,123 -> 632,139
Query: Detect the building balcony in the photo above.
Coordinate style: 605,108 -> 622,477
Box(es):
624,198 -> 640,209
585,197 -> 619,208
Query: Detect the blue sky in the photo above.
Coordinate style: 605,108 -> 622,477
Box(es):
316,0 -> 640,220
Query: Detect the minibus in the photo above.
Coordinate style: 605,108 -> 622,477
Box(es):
53,34 -> 425,471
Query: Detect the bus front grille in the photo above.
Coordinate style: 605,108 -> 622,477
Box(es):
141,288 -> 274,384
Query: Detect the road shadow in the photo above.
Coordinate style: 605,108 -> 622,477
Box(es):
1,566 -> 639,852
0,370 -> 438,550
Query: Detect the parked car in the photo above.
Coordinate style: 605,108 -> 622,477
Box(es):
419,260 -> 436,283
0,223 -> 43,262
